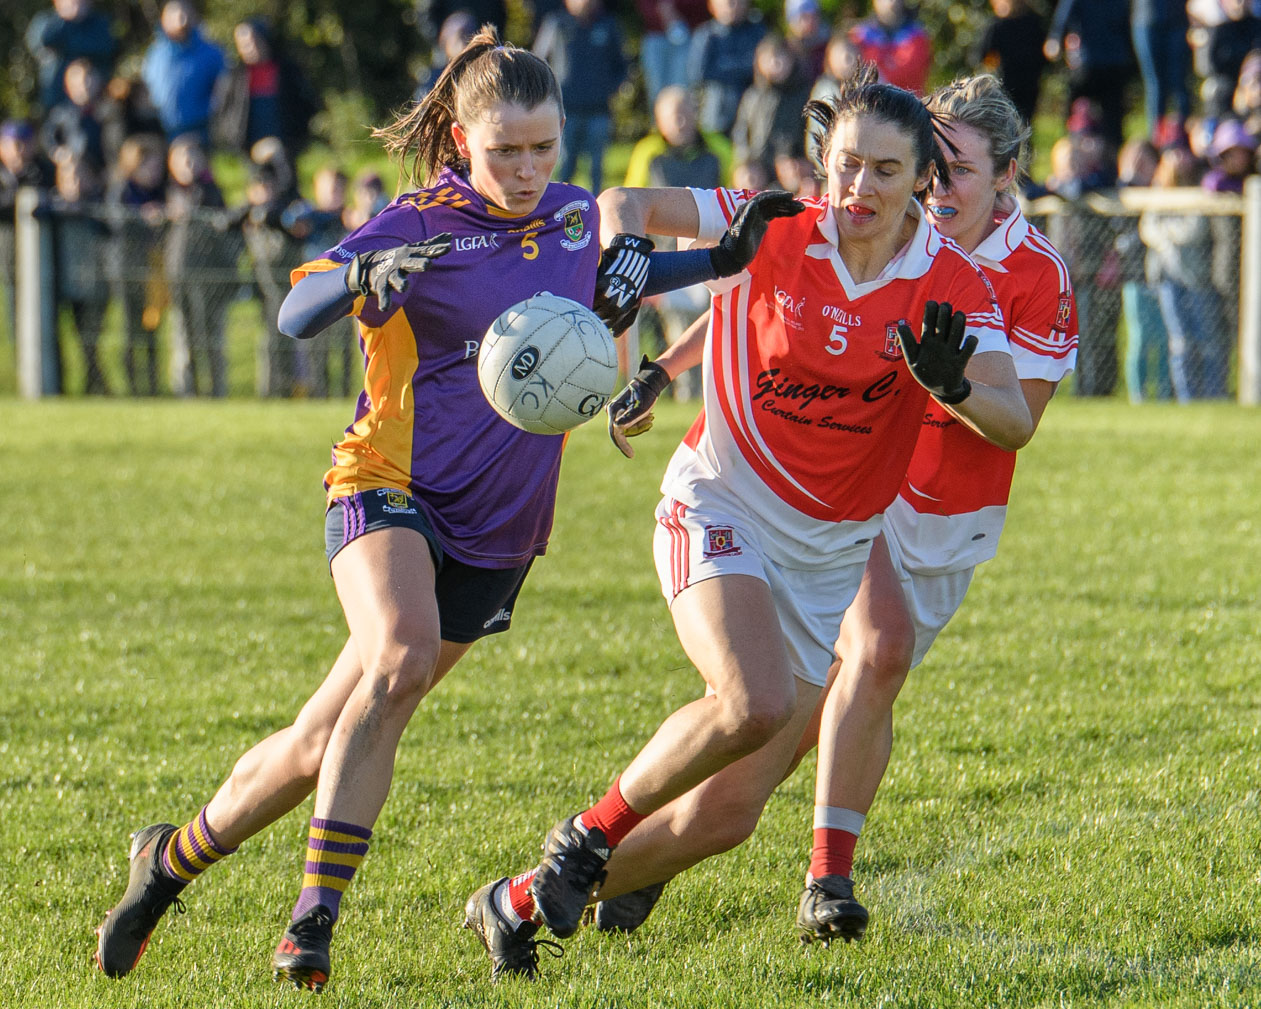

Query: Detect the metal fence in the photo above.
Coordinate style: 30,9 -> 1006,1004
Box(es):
1026,185 -> 1255,403
3,190 -> 359,398
5,184 -> 1261,402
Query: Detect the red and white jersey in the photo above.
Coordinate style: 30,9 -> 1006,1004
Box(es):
891,202 -> 1078,574
660,188 -> 1009,568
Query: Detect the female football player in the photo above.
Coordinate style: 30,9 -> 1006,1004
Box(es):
795,73 -> 1077,944
94,26 -> 785,991
464,66 -> 1035,979
593,74 -> 1078,947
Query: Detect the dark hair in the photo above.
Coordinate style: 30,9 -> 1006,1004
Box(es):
374,25 -> 564,188
803,62 -> 951,189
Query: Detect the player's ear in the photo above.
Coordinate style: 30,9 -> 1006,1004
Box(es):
996,157 -> 1018,193
451,121 -> 470,160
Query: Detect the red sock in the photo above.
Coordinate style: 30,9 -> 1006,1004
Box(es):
579,777 -> 646,847
809,827 -> 859,880
507,869 -> 537,921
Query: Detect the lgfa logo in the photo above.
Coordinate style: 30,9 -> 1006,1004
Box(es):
773,286 -> 805,330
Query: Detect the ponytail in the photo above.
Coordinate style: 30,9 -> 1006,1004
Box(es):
374,25 -> 564,188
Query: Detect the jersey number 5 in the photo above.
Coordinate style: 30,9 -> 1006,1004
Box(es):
520,232 -> 539,260
826,325 -> 848,356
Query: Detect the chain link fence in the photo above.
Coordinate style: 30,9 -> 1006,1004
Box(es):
2,195 -> 359,398
3,186 -> 1259,402
1026,187 -> 1249,403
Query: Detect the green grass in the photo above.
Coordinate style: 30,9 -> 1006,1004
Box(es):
1,399 -> 1259,1007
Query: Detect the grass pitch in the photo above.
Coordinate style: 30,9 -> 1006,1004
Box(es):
1,398 -> 1258,1008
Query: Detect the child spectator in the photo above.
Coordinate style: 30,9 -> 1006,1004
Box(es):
164,135 -> 234,396
623,85 -> 730,189
214,18 -> 320,162
849,0 -> 932,94
533,0 -> 627,194
687,0 -> 767,134
1140,145 -> 1228,400
635,0 -> 710,106
282,167 -> 357,397
49,154 -> 111,394
107,134 -> 167,395
974,0 -> 1048,127
24,0 -> 117,114
731,33 -> 812,179
99,75 -> 163,169
1115,138 -> 1171,401
784,0 -> 828,81
142,0 -> 227,145
41,58 -> 106,170
809,32 -> 862,104
1203,117 -> 1259,193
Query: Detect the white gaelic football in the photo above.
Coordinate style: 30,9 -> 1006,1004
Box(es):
478,293 -> 618,435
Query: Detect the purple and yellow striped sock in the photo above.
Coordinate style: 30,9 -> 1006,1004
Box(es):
291,817 -> 373,923
161,806 -> 237,883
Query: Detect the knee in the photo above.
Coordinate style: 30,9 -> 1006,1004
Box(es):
838,622 -> 914,697
716,679 -> 797,754
363,637 -> 441,708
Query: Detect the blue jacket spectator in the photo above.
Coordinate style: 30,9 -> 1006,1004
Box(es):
687,0 -> 767,134
142,0 -> 226,144
24,0 -> 117,113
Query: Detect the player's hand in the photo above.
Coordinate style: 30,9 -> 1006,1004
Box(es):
708,190 -> 806,277
607,355 -> 672,458
346,233 -> 453,312
593,233 -> 654,335
897,301 -> 977,405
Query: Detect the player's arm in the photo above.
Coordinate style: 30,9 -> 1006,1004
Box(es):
946,349 -> 1034,451
593,193 -> 803,334
898,302 -> 1033,451
597,186 -> 702,244
607,309 -> 710,459
278,235 -> 452,339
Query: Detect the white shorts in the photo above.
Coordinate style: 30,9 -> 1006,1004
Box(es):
653,497 -> 868,687
883,529 -> 976,668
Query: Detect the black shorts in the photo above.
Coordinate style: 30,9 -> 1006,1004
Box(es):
325,488 -> 534,643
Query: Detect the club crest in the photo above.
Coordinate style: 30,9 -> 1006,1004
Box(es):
704,526 -> 741,558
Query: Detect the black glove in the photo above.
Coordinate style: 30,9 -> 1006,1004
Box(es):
897,301 -> 977,405
345,233 -> 453,312
708,190 -> 806,277
607,355 -> 672,458
593,233 -> 654,335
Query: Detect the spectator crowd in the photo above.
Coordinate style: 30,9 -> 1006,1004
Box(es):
3,0 -> 1259,400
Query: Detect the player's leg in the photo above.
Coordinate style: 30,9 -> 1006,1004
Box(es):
595,674 -> 823,900
796,535 -> 913,943
270,524 -> 444,991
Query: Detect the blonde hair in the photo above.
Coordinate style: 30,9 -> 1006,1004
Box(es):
926,74 -> 1031,193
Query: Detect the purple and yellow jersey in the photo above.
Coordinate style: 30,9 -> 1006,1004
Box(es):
291,167 -> 600,568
